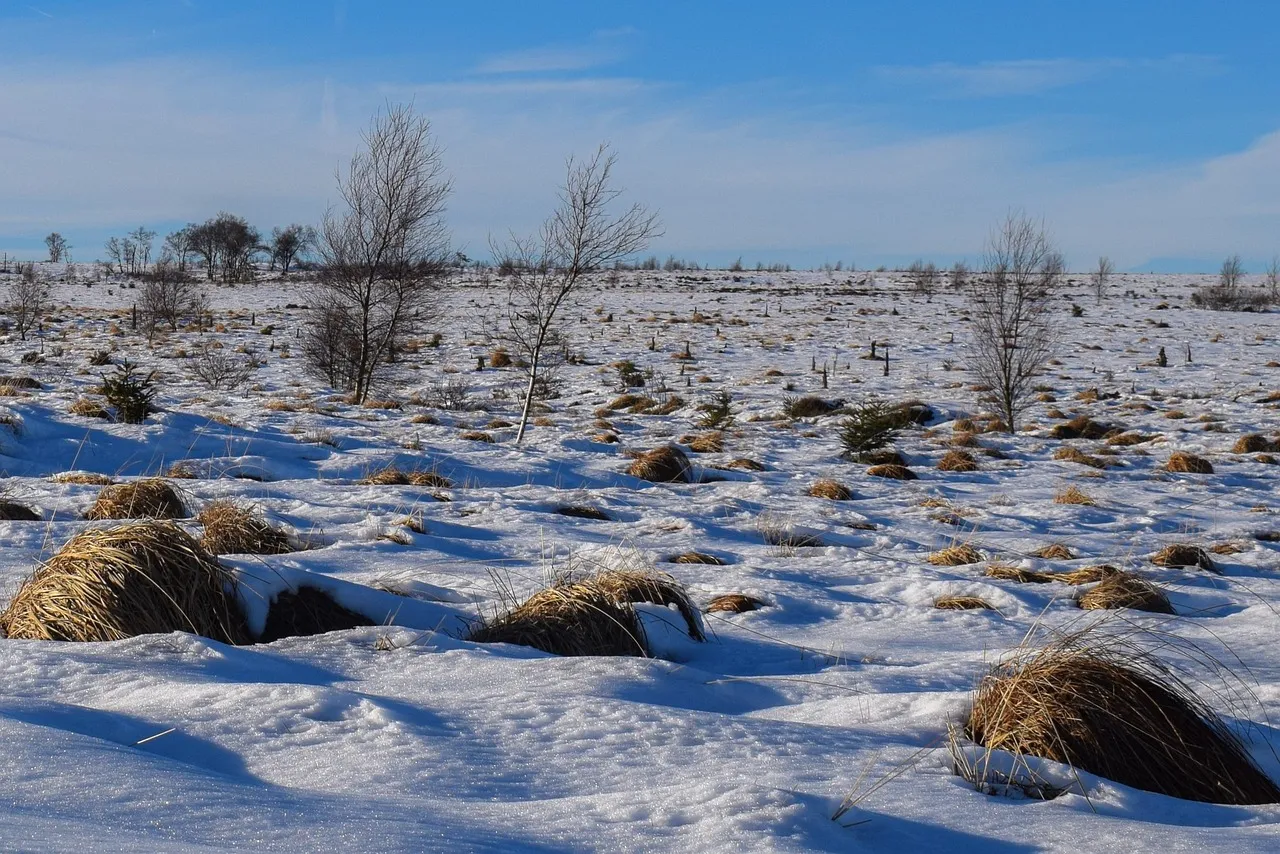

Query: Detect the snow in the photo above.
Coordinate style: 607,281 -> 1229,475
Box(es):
0,264 -> 1277,850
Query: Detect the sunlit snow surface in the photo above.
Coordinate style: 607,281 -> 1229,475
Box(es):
0,266 -> 1277,851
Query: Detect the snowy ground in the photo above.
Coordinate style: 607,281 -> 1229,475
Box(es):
0,265 -> 1277,851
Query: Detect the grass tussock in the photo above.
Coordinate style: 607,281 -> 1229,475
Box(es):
1054,486 -> 1097,506
1078,572 -> 1174,614
628,445 -> 693,483
722,457 -> 767,472
965,633 -> 1279,804
1053,447 -> 1109,469
937,449 -> 979,472
808,479 -> 853,500
68,397 -> 110,419
667,551 -> 726,565
705,594 -> 764,613
1106,432 -> 1157,447
782,395 -> 838,419
1152,544 -> 1218,573
867,463 -> 917,480
1050,416 -> 1114,440
459,430 -> 496,443
0,521 -> 249,643
1032,543 -> 1075,560
1052,564 -> 1120,585
928,543 -> 984,566
86,478 -> 186,520
681,431 -> 724,453
985,564 -> 1053,583
1233,434 -> 1278,454
935,596 -> 995,611
52,472 -> 115,486
198,500 -> 294,555
1166,451 -> 1214,474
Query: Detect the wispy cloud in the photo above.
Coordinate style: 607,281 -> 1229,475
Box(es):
475,44 -> 623,75
875,54 -> 1219,97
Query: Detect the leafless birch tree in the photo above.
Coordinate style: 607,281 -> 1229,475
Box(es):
496,144 -> 661,444
1091,256 -> 1114,303
304,104 -> 451,402
966,212 -> 1063,432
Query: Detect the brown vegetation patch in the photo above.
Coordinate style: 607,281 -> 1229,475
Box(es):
985,564 -> 1053,583
667,551 -> 726,565
0,521 -> 248,644
1032,543 -> 1075,560
937,449 -> 979,472
628,445 -> 693,483
198,500 -> 294,556
928,544 -> 984,566
808,479 -> 853,500
935,596 -> 995,611
680,431 -> 724,453
1078,572 -> 1174,614
1233,434 -> 1277,454
1053,486 -> 1097,506
1052,565 -> 1120,585
1166,452 -> 1213,474
867,463 -> 916,480
705,594 -> 764,613
1151,544 -> 1218,573
86,478 -> 186,520
69,397 -> 110,419
555,505 -> 612,521
1053,447 -> 1108,469
1051,416 -> 1113,440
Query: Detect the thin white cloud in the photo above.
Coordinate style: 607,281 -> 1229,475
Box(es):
475,45 -> 622,75
875,54 -> 1219,97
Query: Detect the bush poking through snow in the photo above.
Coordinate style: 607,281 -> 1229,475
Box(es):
928,544 -> 984,566
937,450 -> 979,472
1151,544 -> 1218,573
258,587 -> 375,643
964,633 -> 1280,804
866,463 -> 916,480
0,521 -> 249,643
934,596 -> 995,611
86,478 -> 186,520
808,479 -> 853,500
705,594 -> 764,613
1078,572 -> 1174,614
198,500 -> 295,555
627,445 -> 692,483
1165,451 -> 1214,474
1053,486 -> 1097,506
101,359 -> 158,424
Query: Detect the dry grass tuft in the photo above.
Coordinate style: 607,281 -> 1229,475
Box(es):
52,472 -> 115,486
937,449 -> 979,472
867,463 -> 917,480
555,505 -> 612,521
1052,564 -> 1120,585
1151,544 -> 1218,573
681,431 -> 724,453
1032,543 -> 1075,560
459,430 -> 496,443
1053,447 -> 1108,469
985,564 -> 1053,583
1233,434 -> 1277,454
258,586 -> 374,642
86,478 -> 186,520
360,464 -> 409,485
1054,485 -> 1097,506
935,596 -> 995,611
0,521 -> 249,643
808,479 -> 853,500
1050,416 -> 1113,440
667,551 -> 726,565
928,543 -> 984,566
722,457 -> 767,472
1078,572 -> 1174,614
628,445 -> 693,483
965,634 -> 1279,804
1106,432 -> 1157,447
1166,451 -> 1214,474
705,594 -> 764,613
68,397 -> 110,419
590,569 -> 704,641
198,500 -> 294,555
407,470 -> 453,488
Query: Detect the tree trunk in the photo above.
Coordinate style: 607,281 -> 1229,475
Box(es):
514,347 -> 541,445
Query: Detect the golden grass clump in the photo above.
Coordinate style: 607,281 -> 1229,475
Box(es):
1032,543 -> 1075,560
68,397 -> 110,419
1052,564 -> 1120,585
488,347 -> 513,368
1151,544 -> 1218,573
459,430 -> 496,443
468,569 -> 703,656
198,500 -> 294,556
0,521 -> 249,644
1166,451 -> 1214,474
705,594 -> 764,613
1105,431 -> 1156,447
1050,416 -> 1113,440
628,445 -> 693,483
1078,572 -> 1174,614
1053,485 -> 1097,506
86,478 -> 186,520
935,596 -> 995,611
681,431 -> 724,453
867,463 -> 917,480
407,470 -> 453,488
937,449 -> 979,472
722,457 -> 766,471
1052,447 -> 1108,469
928,543 -> 984,566
667,551 -> 726,565
808,479 -> 853,500
360,464 -> 409,485
985,564 -> 1053,583
965,635 -> 1279,804
1233,434 -> 1277,454
52,472 -> 115,486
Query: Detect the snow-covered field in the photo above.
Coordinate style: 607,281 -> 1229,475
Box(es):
0,265 -> 1277,852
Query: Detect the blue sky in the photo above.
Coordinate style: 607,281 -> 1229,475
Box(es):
1,1 -> 1278,271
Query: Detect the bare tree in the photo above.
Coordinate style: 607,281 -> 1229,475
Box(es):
128,226 -> 156,274
906,259 -> 939,297
189,344 -> 258,390
966,212 -> 1063,433
1220,254 -> 1244,289
44,232 -> 69,263
1265,255 -> 1279,301
270,224 -> 315,274
304,103 -> 452,403
163,227 -> 195,272
8,264 -> 47,339
496,144 -> 661,444
1091,256 -> 1114,303
950,260 -> 969,290
140,260 -> 208,337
